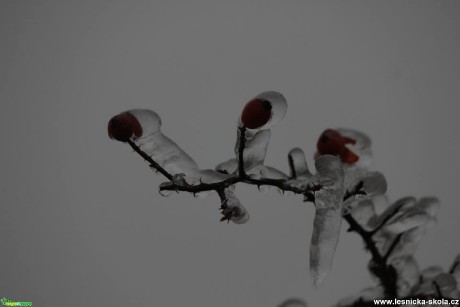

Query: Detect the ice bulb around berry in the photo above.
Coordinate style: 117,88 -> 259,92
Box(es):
316,129 -> 359,164
240,91 -> 287,130
108,109 -> 162,142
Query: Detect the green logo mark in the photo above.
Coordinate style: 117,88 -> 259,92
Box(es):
0,297 -> 32,306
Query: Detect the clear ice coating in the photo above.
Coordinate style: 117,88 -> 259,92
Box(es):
110,109 -> 235,190
358,196 -> 441,263
190,169 -> 233,184
431,273 -> 460,297
232,91 -> 288,173
158,182 -> 174,197
391,256 -> 420,297
128,109 -> 162,136
234,128 -> 271,171
309,207 -> 342,288
313,155 -> 345,210
239,91 -> 288,131
381,197 -> 438,235
384,198 -> 439,261
422,266 -> 445,278
221,189 -> 250,224
288,148 -> 312,179
215,158 -> 238,175
347,199 -> 377,230
382,208 -> 429,235
342,172 -> 387,219
187,169 -> 234,199
313,128 -> 374,192
118,109 -> 200,176
336,128 -> 373,168
110,98 -> 453,300
309,155 -> 345,288
374,196 -> 417,228
415,271 -> 460,298
245,165 -> 289,180
361,172 -> 387,197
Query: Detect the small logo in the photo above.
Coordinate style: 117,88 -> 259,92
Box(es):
0,297 -> 32,306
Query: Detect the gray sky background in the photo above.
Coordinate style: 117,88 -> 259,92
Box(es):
1,1 -> 459,306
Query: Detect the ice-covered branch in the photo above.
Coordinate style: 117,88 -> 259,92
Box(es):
336,180 -> 447,305
126,123 -> 321,211
108,92 -> 348,288
127,139 -> 173,181
107,91 -> 453,304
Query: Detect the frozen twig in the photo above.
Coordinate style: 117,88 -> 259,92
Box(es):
127,140 -> 173,181
129,127 -> 321,197
342,182 -> 398,298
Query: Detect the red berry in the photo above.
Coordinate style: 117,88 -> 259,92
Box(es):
317,129 -> 346,156
342,136 -> 357,145
341,148 -> 360,164
241,99 -> 272,129
317,129 -> 359,164
108,112 -> 143,142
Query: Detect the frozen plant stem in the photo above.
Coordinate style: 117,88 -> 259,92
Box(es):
127,139 -> 173,181
127,125 -> 399,295
342,189 -> 399,298
128,127 -> 401,298
127,127 -> 321,197
110,100 -> 457,306
127,124 -> 407,299
237,126 -> 249,179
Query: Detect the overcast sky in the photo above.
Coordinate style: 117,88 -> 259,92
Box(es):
1,1 -> 459,306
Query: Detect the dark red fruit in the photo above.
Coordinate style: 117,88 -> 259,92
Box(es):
317,129 -> 345,156
241,99 -> 272,129
341,148 -> 359,164
317,129 -> 359,164
108,112 -> 143,142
